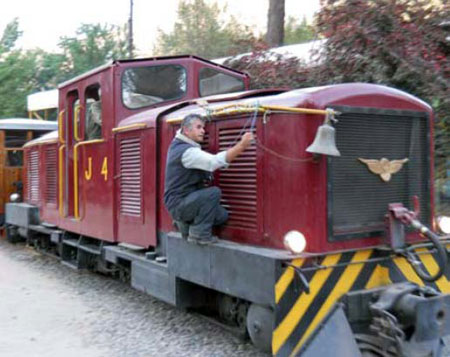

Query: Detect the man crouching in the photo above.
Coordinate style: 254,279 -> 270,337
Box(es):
164,114 -> 253,244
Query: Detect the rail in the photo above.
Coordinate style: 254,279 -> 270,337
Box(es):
74,105 -> 82,141
166,104 -> 340,124
112,123 -> 147,133
58,110 -> 65,144
73,139 -> 105,219
59,144 -> 65,217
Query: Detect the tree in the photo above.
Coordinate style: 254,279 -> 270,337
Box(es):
58,23 -> 128,79
154,0 -> 258,59
0,18 -> 22,55
0,21 -> 129,118
224,46 -> 312,90
266,0 -> 285,47
0,19 -> 35,117
284,16 -> 316,45
311,0 -> 450,175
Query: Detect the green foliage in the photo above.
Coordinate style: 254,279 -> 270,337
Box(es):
0,50 -> 37,117
0,20 -> 128,118
154,0 -> 259,58
0,19 -> 35,117
284,16 -> 315,45
0,18 -> 21,54
58,23 -> 128,79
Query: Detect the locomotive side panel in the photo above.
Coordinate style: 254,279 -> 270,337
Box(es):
40,143 -> 59,224
262,112 -> 327,251
115,128 -> 157,247
79,142 -> 115,240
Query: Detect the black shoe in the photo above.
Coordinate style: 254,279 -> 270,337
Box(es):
187,235 -> 218,245
173,220 -> 189,239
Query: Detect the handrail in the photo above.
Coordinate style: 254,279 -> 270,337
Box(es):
74,105 -> 82,141
59,144 -> 66,218
73,139 -> 105,219
58,110 -> 65,144
166,104 -> 340,124
112,123 -> 147,133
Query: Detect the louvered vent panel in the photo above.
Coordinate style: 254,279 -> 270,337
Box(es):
27,149 -> 40,202
218,128 -> 257,230
45,146 -> 57,203
120,137 -> 142,217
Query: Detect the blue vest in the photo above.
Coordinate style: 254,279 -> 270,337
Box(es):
164,138 -> 209,213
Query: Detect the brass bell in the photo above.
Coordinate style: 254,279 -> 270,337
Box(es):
306,111 -> 341,157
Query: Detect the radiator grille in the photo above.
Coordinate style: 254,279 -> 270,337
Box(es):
218,127 -> 258,230
27,149 -> 40,202
119,137 -> 142,217
45,146 -> 57,203
328,107 -> 430,241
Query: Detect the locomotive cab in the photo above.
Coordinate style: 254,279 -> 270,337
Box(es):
52,56 -> 249,240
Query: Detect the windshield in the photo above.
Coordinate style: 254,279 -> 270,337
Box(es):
122,65 -> 187,109
199,67 -> 245,97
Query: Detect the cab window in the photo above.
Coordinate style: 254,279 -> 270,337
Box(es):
85,85 -> 102,140
199,68 -> 245,97
122,65 -> 187,109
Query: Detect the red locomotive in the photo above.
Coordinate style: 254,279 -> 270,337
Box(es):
6,55 -> 450,356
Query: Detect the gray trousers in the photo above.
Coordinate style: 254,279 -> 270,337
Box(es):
171,187 -> 228,239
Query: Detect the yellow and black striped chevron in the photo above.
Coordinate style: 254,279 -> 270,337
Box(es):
272,246 -> 450,357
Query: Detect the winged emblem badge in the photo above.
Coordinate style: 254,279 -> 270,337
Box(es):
358,158 -> 409,182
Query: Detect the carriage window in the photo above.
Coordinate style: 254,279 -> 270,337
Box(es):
5,130 -> 27,148
122,65 -> 187,109
199,68 -> 245,97
6,150 -> 23,167
85,85 -> 102,140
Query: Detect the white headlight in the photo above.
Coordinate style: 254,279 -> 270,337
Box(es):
283,230 -> 307,254
437,216 -> 450,234
9,193 -> 20,202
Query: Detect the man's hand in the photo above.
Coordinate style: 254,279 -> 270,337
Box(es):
240,132 -> 254,149
226,131 -> 255,163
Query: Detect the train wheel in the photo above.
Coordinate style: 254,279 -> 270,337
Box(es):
246,303 -> 274,353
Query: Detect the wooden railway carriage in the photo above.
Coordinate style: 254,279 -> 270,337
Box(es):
6,56 -> 450,356
0,119 -> 56,226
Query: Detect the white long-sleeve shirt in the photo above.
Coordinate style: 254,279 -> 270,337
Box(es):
175,130 -> 229,172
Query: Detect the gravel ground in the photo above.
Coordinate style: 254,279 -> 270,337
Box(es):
2,239 -> 450,357
0,240 -> 267,357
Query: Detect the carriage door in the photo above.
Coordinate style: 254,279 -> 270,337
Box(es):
60,90 -> 79,223
77,84 -> 114,241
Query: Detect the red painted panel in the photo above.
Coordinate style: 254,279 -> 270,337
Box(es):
78,142 -> 115,241
116,129 -> 156,247
262,112 -> 327,251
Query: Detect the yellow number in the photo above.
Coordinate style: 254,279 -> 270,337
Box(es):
101,157 -> 108,181
84,157 -> 92,180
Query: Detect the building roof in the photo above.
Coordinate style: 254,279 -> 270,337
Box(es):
0,118 -> 58,131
